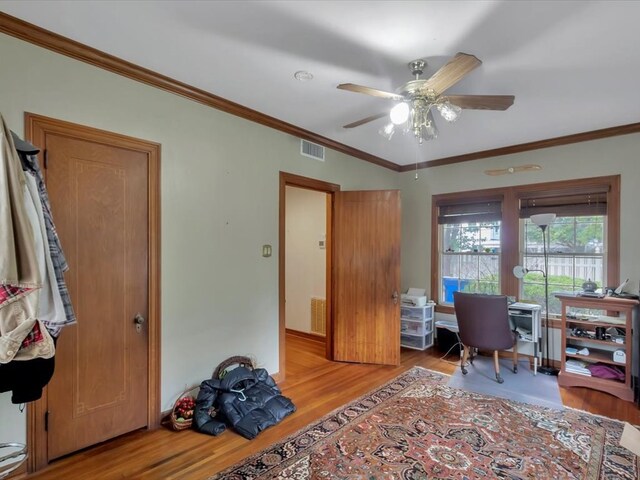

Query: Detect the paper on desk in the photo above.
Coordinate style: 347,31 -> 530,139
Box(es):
406,288 -> 426,296
620,422 -> 640,456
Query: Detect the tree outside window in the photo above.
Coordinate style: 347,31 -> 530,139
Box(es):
521,216 -> 605,314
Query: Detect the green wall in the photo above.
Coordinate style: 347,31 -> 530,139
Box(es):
0,33 -> 399,444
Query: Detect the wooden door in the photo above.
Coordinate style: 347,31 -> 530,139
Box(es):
332,190 -> 401,365
44,134 -> 149,460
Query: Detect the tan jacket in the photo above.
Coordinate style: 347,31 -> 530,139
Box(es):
0,113 -> 44,362
0,115 -> 40,287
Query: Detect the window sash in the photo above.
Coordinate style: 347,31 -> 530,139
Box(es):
438,201 -> 502,225
519,192 -> 607,218
439,223 -> 501,304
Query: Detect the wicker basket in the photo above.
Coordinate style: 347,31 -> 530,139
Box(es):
165,386 -> 199,431
212,355 -> 255,379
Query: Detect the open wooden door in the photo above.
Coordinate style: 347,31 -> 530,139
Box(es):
332,190 -> 401,365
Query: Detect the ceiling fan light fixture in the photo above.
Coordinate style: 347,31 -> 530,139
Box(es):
423,119 -> 438,140
437,101 -> 462,122
390,102 -> 410,125
378,122 -> 395,140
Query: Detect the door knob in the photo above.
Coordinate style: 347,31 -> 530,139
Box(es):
134,313 -> 145,333
392,291 -> 399,305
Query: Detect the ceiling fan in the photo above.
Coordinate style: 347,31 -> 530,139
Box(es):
338,52 -> 514,144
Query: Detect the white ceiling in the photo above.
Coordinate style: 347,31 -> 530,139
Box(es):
1,0 -> 640,166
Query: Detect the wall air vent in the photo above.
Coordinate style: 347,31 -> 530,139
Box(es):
300,139 -> 325,161
310,297 -> 326,336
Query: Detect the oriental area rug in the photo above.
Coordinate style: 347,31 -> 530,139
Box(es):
209,367 -> 638,480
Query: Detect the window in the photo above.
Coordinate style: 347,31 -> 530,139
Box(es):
520,192 -> 607,314
430,176 -> 619,315
437,201 -> 501,305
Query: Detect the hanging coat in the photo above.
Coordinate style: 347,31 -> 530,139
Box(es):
0,114 -> 41,363
0,118 -> 56,402
12,131 -> 76,336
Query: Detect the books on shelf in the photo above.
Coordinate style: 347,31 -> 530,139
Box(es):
565,359 -> 592,376
578,291 -> 605,298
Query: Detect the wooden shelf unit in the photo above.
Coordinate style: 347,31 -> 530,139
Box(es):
557,294 -> 638,402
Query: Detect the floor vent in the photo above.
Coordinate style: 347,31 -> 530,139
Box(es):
310,297 -> 326,335
300,139 -> 325,161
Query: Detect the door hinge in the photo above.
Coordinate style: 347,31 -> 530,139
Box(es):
44,411 -> 49,431
43,150 -> 48,169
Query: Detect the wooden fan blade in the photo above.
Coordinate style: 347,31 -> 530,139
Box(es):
445,95 -> 515,110
337,83 -> 403,100
343,112 -> 388,128
420,52 -> 482,96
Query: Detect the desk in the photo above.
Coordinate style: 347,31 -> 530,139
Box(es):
435,320 -> 462,358
509,302 -> 542,375
435,319 -> 458,333
436,302 -> 542,374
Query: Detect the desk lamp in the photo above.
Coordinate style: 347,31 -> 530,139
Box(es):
514,213 -> 558,376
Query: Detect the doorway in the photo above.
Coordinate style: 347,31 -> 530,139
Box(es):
284,186 -> 330,370
279,172 -> 402,380
279,173 -> 339,380
25,113 -> 161,471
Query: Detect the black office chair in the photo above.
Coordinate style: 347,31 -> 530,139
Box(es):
453,291 -> 518,383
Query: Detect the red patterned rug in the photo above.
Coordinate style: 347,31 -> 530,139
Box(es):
209,367 -> 638,479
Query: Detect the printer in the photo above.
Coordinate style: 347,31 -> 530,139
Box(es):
401,288 -> 428,307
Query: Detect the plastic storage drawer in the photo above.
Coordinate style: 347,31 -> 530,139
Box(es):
400,305 -> 433,321
401,332 -> 434,351
401,319 -> 432,336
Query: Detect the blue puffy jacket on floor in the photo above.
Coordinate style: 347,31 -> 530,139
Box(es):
194,366 -> 296,439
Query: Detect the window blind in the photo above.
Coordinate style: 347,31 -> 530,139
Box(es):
438,201 -> 502,225
519,191 -> 607,218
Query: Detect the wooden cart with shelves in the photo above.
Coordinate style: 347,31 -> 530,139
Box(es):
556,294 -> 638,402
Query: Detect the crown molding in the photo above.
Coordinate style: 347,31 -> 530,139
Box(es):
1,12 -> 638,174
400,121 -> 640,172
0,12 -> 400,172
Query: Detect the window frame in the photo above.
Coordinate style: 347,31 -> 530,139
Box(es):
520,215 -> 607,315
430,175 -> 620,314
438,215 -> 503,305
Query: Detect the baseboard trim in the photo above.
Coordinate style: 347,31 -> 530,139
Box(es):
285,328 -> 326,343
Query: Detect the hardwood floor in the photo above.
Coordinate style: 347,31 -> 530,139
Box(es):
21,333 -> 639,479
